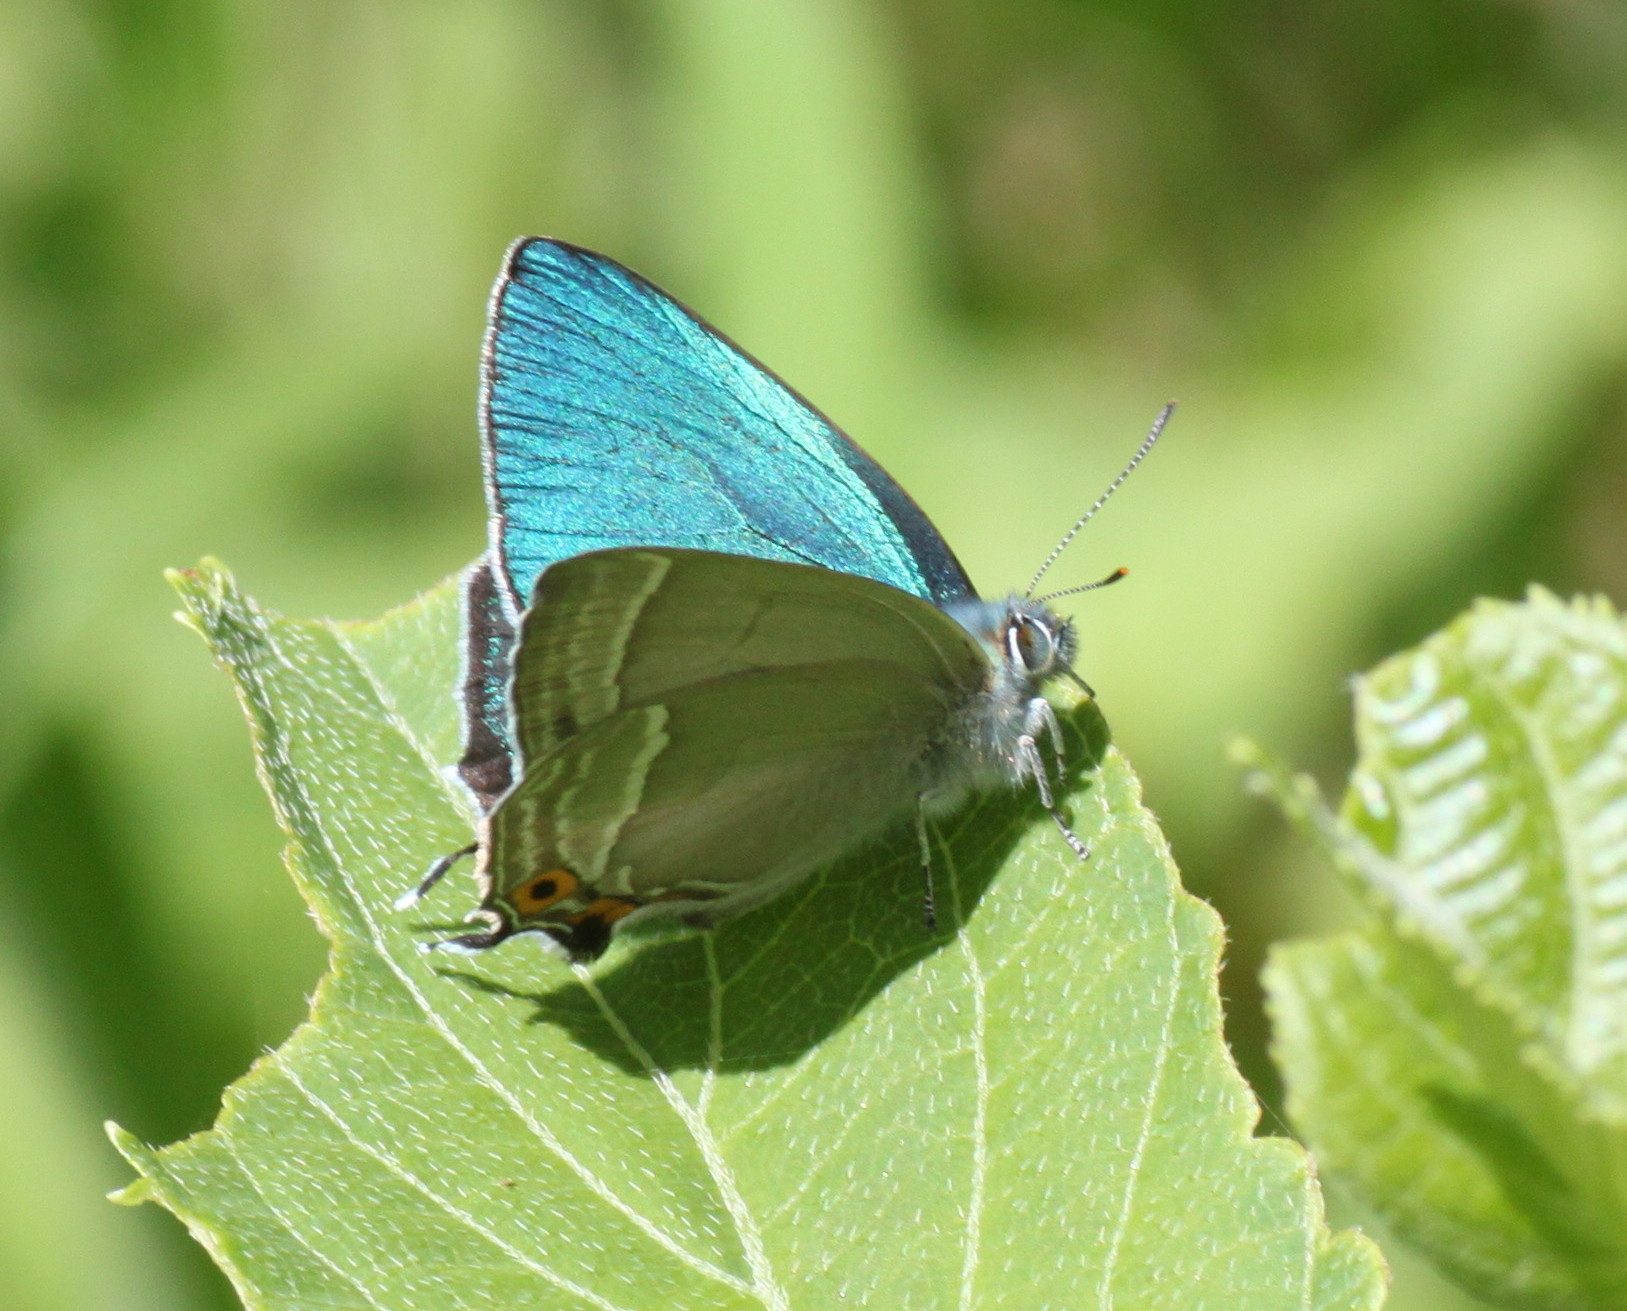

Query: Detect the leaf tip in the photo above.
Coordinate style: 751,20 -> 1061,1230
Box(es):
104,1118 -> 138,1152
104,1121 -> 157,1207
167,558 -> 241,630
166,556 -> 231,593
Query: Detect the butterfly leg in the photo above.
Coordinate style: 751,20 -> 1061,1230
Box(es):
394,842 -> 478,911
916,798 -> 938,932
1016,698 -> 1090,862
1062,666 -> 1098,700
1031,697 -> 1068,781
1046,808 -> 1091,861
424,907 -> 517,954
1014,696 -> 1065,802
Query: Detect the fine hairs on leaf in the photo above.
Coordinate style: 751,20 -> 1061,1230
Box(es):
109,561 -> 1384,1309
1243,587 -> 1627,1311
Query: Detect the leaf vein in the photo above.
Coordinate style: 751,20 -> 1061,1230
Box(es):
281,1065 -> 635,1311
947,841 -> 988,1311
335,627 -> 472,817
221,1120 -> 401,1311
577,967 -> 791,1311
1478,656 -> 1602,1056
1094,897 -> 1181,1307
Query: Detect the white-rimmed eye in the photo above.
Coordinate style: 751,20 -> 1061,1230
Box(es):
1007,615 -> 1057,675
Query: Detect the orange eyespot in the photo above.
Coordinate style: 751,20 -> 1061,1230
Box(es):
509,868 -> 579,915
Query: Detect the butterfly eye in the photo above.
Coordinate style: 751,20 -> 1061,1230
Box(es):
510,868 -> 580,915
1007,617 -> 1056,674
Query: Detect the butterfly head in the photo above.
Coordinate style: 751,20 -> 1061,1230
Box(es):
942,596 -> 1080,697
1003,599 -> 1077,684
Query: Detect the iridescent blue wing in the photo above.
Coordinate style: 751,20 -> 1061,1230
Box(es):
481,238 -> 975,612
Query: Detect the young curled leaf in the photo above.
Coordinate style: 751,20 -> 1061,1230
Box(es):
1249,589 -> 1627,1310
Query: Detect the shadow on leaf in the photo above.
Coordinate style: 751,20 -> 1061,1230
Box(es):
438,702 -> 1109,1075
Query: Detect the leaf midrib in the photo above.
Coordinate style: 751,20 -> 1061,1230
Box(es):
1475,645 -> 1592,1067
947,838 -> 989,1311
575,962 -> 790,1311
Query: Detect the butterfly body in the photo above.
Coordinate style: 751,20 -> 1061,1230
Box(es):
411,236 -> 1145,962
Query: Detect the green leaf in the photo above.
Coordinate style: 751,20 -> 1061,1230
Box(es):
1247,589 -> 1627,1310
113,561 -> 1383,1310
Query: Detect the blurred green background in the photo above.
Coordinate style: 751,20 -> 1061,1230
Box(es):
4,1 -> 1626,1307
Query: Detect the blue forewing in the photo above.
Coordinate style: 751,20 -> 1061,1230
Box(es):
459,238 -> 976,806
482,239 -> 973,610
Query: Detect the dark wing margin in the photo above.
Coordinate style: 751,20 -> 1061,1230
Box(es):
479,237 -> 976,613
456,554 -> 517,811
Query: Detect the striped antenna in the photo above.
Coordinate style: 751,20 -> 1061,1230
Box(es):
1036,565 -> 1129,605
1025,401 -> 1174,598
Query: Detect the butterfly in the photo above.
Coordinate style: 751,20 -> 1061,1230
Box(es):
401,238 -> 1167,962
